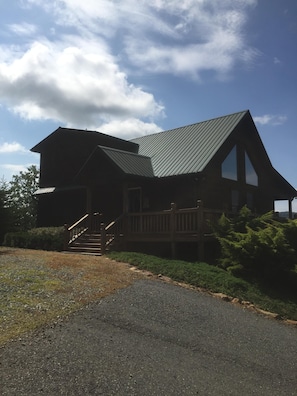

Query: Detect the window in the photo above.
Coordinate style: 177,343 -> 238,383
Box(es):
245,152 -> 258,186
222,146 -> 237,181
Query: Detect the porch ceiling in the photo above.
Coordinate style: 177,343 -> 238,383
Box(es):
34,185 -> 85,195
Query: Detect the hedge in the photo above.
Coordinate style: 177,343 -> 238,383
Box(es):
3,227 -> 64,251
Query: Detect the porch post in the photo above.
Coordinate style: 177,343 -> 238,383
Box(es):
170,202 -> 176,259
123,182 -> 129,214
197,200 -> 204,261
86,187 -> 92,214
100,222 -> 106,255
122,182 -> 129,249
289,198 -> 293,220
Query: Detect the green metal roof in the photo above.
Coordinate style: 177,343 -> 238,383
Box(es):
100,146 -> 154,177
132,110 -> 247,177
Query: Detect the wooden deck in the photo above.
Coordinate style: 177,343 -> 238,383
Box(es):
124,202 -> 220,239
65,201 -> 223,259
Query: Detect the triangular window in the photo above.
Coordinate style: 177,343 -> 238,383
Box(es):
245,152 -> 258,186
222,146 -> 237,181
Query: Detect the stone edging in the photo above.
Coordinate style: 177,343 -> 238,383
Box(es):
129,266 -> 297,327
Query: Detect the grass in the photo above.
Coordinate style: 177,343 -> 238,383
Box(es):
108,251 -> 297,322
0,247 -> 145,345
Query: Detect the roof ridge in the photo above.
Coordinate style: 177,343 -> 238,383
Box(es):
131,110 -> 249,141
166,109 -> 248,132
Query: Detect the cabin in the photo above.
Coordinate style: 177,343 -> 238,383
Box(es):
31,110 -> 297,259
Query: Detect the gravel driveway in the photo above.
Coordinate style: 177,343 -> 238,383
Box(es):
1,279 -> 297,395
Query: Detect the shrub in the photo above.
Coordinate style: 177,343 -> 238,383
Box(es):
3,232 -> 29,248
213,207 -> 297,276
3,227 -> 64,251
283,220 -> 297,256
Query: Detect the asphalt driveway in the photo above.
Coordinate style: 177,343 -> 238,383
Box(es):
1,279 -> 296,395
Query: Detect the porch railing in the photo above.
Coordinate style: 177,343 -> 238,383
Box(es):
125,201 -> 222,237
64,201 -> 224,258
122,201 -> 223,259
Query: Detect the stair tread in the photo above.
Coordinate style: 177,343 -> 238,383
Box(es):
67,230 -> 116,255
68,233 -> 102,255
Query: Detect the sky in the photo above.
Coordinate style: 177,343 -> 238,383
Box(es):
0,0 -> 296,211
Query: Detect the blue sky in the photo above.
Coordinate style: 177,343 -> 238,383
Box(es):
0,0 -> 296,211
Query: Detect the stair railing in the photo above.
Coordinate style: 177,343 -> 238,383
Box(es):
64,212 -> 102,249
65,213 -> 89,247
100,213 -> 125,254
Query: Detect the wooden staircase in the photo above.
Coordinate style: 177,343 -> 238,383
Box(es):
67,232 -> 102,255
64,213 -> 123,256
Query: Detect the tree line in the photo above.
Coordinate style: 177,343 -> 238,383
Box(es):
0,165 -> 39,243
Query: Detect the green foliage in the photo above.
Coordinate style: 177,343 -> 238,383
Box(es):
3,227 -> 64,251
5,165 -> 39,231
213,206 -> 297,275
108,251 -> 250,296
0,181 -> 14,244
282,219 -> 297,255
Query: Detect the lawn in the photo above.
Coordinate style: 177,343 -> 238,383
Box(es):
0,247 -> 145,345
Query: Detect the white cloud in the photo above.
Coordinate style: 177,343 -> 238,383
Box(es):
0,0 -> 258,134
1,164 -> 28,173
273,57 -> 281,65
124,30 -> 245,79
47,0 -> 259,78
0,163 -> 37,181
125,0 -> 258,78
0,142 -> 27,154
98,118 -> 163,139
0,38 -> 164,128
8,23 -> 37,36
254,114 -> 287,126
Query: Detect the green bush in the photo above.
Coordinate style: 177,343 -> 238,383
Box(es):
3,232 -> 29,248
213,207 -> 297,276
283,220 -> 297,256
3,227 -> 64,251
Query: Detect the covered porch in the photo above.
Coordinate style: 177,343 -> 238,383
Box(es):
64,200 -> 223,260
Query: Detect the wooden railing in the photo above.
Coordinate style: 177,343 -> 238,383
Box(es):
64,212 -> 102,247
65,213 -> 89,245
125,201 -> 222,237
127,209 -> 171,234
64,201 -> 224,258
122,201 -> 223,259
100,214 -> 124,254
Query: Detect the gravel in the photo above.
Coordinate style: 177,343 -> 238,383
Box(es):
1,279 -> 297,395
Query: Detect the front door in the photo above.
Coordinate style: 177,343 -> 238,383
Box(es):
128,188 -> 142,212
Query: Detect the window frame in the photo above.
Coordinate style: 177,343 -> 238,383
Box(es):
221,146 -> 238,181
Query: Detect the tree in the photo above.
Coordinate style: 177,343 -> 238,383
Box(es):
0,179 -> 13,243
6,165 -> 39,231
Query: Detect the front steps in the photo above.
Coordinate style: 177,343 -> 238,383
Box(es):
67,233 -> 102,255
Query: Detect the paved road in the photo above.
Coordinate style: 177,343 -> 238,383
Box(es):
1,279 -> 297,395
